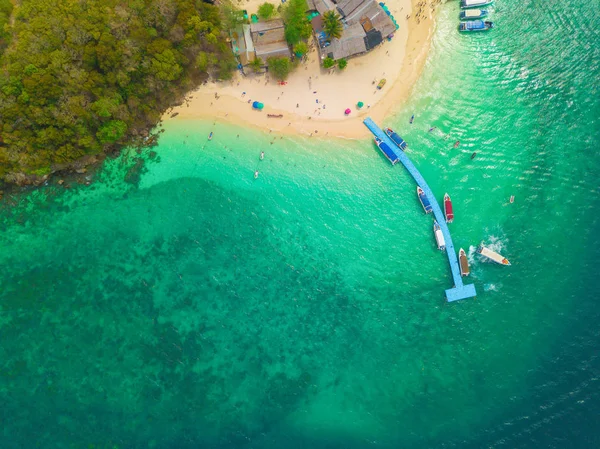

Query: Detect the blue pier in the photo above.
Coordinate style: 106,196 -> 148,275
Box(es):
363,118 -> 477,302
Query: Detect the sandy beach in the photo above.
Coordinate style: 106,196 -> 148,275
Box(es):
166,0 -> 438,139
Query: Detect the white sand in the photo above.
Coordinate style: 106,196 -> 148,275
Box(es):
167,0 -> 438,139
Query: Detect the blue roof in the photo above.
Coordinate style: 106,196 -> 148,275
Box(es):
376,139 -> 399,164
467,20 -> 486,29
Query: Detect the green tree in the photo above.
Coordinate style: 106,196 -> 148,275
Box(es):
96,120 -> 127,144
323,57 -> 335,69
220,0 -> 244,32
249,57 -> 263,72
282,0 -> 312,46
323,10 -> 343,39
294,41 -> 308,57
0,0 -> 239,181
268,56 -> 291,80
258,3 -> 275,20
337,58 -> 347,69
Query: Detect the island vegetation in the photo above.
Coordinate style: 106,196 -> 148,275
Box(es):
0,0 -> 237,184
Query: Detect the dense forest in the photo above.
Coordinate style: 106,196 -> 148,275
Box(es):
0,0 -> 237,183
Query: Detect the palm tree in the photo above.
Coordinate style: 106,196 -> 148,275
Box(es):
323,11 -> 343,39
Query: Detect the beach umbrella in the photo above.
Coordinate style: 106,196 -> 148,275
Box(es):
345,108 -> 351,115
357,101 -> 364,109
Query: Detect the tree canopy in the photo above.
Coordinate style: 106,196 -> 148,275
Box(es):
267,57 -> 292,81
323,57 -> 335,69
282,0 -> 311,46
323,11 -> 343,39
258,2 -> 276,20
0,0 -> 237,181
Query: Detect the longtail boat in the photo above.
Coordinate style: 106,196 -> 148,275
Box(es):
459,248 -> 470,276
374,137 -> 399,165
444,193 -> 454,223
417,186 -> 433,214
433,220 -> 446,251
385,127 -> 408,151
477,244 -> 511,265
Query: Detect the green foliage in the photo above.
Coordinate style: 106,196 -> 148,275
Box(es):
258,3 -> 276,20
323,57 -> 335,69
294,41 -> 308,57
220,0 -> 244,32
337,58 -> 348,69
267,56 -> 292,81
282,0 -> 311,46
0,0 -> 236,178
97,121 -> 127,144
323,10 -> 343,39
249,57 -> 263,73
0,0 -> 12,51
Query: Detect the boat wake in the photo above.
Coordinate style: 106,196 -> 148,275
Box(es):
483,282 -> 502,292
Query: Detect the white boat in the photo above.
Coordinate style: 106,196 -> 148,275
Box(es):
460,0 -> 493,9
459,9 -> 489,20
459,248 -> 470,276
477,244 -> 510,265
433,220 -> 446,251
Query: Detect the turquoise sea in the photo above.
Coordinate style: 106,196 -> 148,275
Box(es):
1,0 -> 599,447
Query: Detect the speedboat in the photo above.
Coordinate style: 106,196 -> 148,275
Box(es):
460,0 -> 493,9
459,9 -> 489,20
477,244 -> 510,265
374,137 -> 399,165
417,186 -> 433,214
459,248 -> 470,276
459,20 -> 494,32
433,220 -> 446,251
444,193 -> 454,223
385,128 -> 408,151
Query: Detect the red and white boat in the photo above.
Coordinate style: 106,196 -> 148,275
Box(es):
444,193 -> 454,223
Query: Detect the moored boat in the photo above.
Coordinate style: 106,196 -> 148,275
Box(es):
374,137 -> 399,165
208,132 -> 213,140
460,0 -> 493,9
477,244 -> 510,265
433,220 -> 446,251
377,79 -> 387,90
459,20 -> 494,32
444,193 -> 454,223
459,248 -> 470,276
409,114 -> 414,124
417,186 -> 433,214
385,127 -> 408,151
459,9 -> 488,20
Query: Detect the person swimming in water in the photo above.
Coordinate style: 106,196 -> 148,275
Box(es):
260,151 -> 264,160
429,126 -> 436,132
454,140 -> 460,148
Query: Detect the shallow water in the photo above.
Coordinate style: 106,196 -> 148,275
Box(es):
1,0 -> 599,447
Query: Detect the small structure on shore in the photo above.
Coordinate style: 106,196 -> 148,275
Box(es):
250,19 -> 292,61
308,0 -> 397,62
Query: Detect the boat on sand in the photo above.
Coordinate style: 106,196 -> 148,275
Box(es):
444,193 -> 454,223
459,248 -> 470,276
433,220 -> 446,251
417,186 -> 433,214
477,244 -> 510,265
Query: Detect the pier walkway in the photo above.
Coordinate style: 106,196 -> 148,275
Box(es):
363,118 -> 476,302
